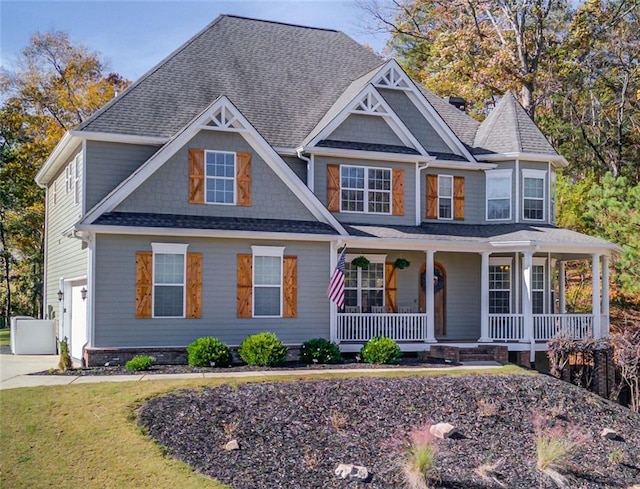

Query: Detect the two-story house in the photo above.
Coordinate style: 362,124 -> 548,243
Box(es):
35,15 -> 618,367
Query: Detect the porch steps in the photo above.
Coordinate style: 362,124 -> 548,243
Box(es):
428,345 -> 508,363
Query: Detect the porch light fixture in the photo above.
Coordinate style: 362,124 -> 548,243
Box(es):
57,289 -> 64,301
81,287 -> 87,301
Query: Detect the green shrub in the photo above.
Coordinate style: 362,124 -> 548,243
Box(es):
58,337 -> 72,371
239,332 -> 288,367
360,336 -> 402,364
187,337 -> 232,367
300,338 -> 342,364
125,355 -> 155,372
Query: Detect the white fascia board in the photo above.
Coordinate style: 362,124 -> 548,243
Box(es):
476,152 -> 569,167
304,146 -> 434,163
273,147 -> 299,157
343,235 -> 493,253
425,160 -> 496,171
35,131 -> 75,187
69,130 -> 168,145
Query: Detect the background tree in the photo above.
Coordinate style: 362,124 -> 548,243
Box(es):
0,31 -> 128,325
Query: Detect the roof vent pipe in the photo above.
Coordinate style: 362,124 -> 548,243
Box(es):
445,96 -> 466,112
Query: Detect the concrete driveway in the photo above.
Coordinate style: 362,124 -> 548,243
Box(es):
0,351 -> 58,384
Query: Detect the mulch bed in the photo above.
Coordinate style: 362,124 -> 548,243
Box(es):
138,374 -> 640,488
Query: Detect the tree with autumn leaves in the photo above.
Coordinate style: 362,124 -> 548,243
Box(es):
0,31 -> 127,323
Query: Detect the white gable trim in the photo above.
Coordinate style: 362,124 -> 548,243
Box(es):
304,146 -> 434,163
81,96 -> 348,235
306,84 -> 428,155
373,64 -> 412,90
476,152 -> 569,167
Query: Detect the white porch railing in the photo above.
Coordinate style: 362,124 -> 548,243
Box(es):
533,314 -> 593,341
337,313 -> 426,342
488,314 -> 524,341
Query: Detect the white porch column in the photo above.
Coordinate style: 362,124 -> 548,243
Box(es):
602,255 -> 610,337
522,251 -> 533,344
425,250 -> 436,343
479,251 -> 491,342
329,242 -> 338,343
592,253 -> 602,338
559,261 -> 566,314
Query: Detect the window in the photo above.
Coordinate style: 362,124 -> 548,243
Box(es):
489,258 -> 511,314
151,243 -> 188,318
252,246 -> 285,317
52,181 -> 57,205
438,175 -> 453,219
486,170 -> 512,220
344,255 -> 385,312
341,165 -> 391,214
65,163 -> 72,194
523,169 -> 545,221
550,171 -> 557,225
205,151 -> 235,204
74,154 -> 80,205
532,263 -> 545,314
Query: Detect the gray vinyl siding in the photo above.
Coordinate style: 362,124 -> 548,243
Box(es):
520,160 -> 551,225
314,155 -> 416,226
282,156 -> 307,183
85,140 -> 160,210
328,114 -> 404,146
44,147 -> 87,314
93,234 -> 330,347
378,88 -> 453,155
421,169 -> 484,224
115,131 -> 316,221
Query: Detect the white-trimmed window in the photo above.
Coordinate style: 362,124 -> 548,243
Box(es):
65,163 -> 72,194
486,169 -> 512,221
73,153 -> 81,205
205,150 -> 236,204
438,175 -> 453,220
252,246 -> 285,317
532,259 -> 546,314
151,243 -> 188,318
523,169 -> 545,221
52,180 -> 57,205
341,165 -> 391,214
550,171 -> 557,225
489,258 -> 512,314
344,254 -> 385,312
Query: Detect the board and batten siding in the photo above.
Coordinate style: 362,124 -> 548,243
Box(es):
84,140 -> 160,210
315,156 -> 416,226
422,169 -> 484,224
45,147 -> 87,314
327,114 -> 405,147
115,131 -> 316,221
93,234 -> 330,347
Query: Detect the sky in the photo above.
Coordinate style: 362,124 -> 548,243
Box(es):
0,0 -> 390,81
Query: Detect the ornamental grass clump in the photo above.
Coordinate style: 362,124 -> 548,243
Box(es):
400,424 -> 439,489
360,336 -> 401,364
239,332 -> 288,366
125,355 -> 155,372
187,337 -> 232,367
300,338 -> 341,364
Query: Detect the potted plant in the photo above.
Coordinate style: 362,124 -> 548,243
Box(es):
393,258 -> 411,269
351,256 -> 371,268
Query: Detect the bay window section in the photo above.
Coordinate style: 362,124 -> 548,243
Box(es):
252,246 -> 285,317
152,243 -> 188,318
205,150 -> 236,204
489,258 -> 512,314
486,169 -> 512,221
523,169 -> 546,221
341,165 -> 391,214
344,255 -> 385,312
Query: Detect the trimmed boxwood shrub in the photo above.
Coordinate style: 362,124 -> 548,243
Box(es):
360,336 -> 402,364
300,338 -> 342,365
125,355 -> 155,372
187,337 -> 232,367
239,332 -> 288,367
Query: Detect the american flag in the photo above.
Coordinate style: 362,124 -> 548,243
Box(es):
327,248 -> 346,308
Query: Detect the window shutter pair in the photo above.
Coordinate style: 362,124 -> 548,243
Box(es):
237,254 -> 297,318
135,251 -> 202,319
189,149 -> 251,206
426,174 -> 465,220
326,165 -> 405,215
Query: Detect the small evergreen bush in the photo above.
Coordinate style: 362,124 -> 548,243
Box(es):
360,336 -> 402,364
58,337 -> 72,371
125,355 -> 155,372
300,338 -> 342,365
239,332 -> 288,367
187,337 -> 232,367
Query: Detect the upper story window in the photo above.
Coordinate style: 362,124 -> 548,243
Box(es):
205,151 -> 236,204
73,154 -> 80,206
151,243 -> 188,318
486,169 -> 512,221
52,181 -> 57,205
65,162 -> 72,194
341,165 -> 391,214
252,246 -> 285,318
438,175 -> 453,220
522,169 -> 546,221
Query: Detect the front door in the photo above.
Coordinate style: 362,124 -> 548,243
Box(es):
420,263 -> 446,336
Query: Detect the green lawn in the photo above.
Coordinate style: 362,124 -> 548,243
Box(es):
0,365 -> 526,489
0,328 -> 9,347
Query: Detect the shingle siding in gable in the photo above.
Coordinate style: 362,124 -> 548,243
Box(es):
327,114 -> 404,147
114,130 -> 316,221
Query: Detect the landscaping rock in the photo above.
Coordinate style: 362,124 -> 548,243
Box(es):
430,422 -> 457,439
334,463 -> 369,481
601,428 -> 618,439
224,439 -> 239,451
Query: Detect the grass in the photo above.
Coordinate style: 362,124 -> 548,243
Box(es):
0,366 -> 526,488
401,424 -> 439,489
0,328 -> 9,347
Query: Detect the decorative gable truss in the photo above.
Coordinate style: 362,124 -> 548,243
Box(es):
372,64 -> 411,90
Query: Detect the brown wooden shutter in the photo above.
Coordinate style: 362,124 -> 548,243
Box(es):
385,262 -> 398,313
327,164 -> 340,212
237,254 -> 252,318
426,174 -> 438,220
283,256 -> 297,318
135,252 -> 152,318
454,176 -> 465,220
392,168 -> 405,216
186,253 -> 202,319
236,152 -> 252,207
188,149 -> 205,204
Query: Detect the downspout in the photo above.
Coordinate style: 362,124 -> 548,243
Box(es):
296,147 -> 314,191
